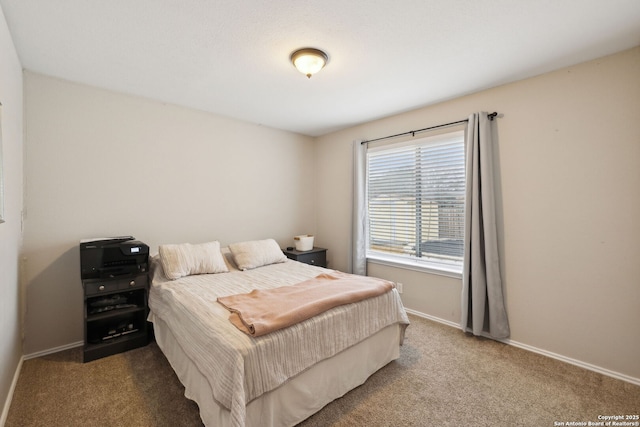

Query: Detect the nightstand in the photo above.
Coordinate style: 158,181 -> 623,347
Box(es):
282,247 -> 327,268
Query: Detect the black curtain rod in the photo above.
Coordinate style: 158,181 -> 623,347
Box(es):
361,112 -> 498,144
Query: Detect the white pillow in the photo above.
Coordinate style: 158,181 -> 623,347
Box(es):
158,241 -> 228,280
228,239 -> 288,271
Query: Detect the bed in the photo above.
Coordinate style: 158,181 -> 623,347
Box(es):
147,239 -> 410,427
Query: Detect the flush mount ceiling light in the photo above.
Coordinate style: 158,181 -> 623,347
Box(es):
290,48 -> 328,78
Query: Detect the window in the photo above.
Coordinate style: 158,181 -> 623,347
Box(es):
366,130 -> 465,274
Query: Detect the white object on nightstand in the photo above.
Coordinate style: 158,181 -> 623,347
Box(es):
294,235 -> 314,251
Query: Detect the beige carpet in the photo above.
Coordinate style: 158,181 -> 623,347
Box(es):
6,315 -> 640,426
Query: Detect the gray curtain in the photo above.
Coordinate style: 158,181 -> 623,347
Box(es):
461,112 -> 510,339
351,139 -> 367,276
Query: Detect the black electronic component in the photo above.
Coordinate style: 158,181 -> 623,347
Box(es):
80,237 -> 149,279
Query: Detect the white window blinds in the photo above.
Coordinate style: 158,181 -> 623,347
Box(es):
366,131 -> 465,270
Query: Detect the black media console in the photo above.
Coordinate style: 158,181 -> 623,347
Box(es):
80,237 -> 150,362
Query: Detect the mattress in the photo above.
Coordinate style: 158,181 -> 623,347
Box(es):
148,252 -> 409,427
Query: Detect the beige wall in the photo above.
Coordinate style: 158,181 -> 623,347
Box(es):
0,5 -> 24,419
22,72 -> 316,354
315,47 -> 640,381
16,43 -> 640,384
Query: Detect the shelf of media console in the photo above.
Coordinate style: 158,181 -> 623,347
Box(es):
86,304 -> 146,323
82,274 -> 150,362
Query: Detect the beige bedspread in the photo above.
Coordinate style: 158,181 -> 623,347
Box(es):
148,258 -> 409,427
217,271 -> 395,336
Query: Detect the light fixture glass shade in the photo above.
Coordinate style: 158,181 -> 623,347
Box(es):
291,48 -> 328,78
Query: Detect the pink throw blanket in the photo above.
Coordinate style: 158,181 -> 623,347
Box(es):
217,271 -> 395,337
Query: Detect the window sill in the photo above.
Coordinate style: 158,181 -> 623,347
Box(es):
366,254 -> 462,279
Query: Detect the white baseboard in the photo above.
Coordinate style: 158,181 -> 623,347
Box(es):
405,308 -> 460,328
1,355 -> 23,427
23,341 -> 83,361
404,308 -> 640,387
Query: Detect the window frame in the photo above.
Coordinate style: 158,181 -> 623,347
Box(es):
365,129 -> 465,278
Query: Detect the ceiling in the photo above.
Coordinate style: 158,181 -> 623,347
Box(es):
2,1 -> 640,137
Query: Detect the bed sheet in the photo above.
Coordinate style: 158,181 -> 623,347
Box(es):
150,313 -> 402,427
148,255 -> 409,427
